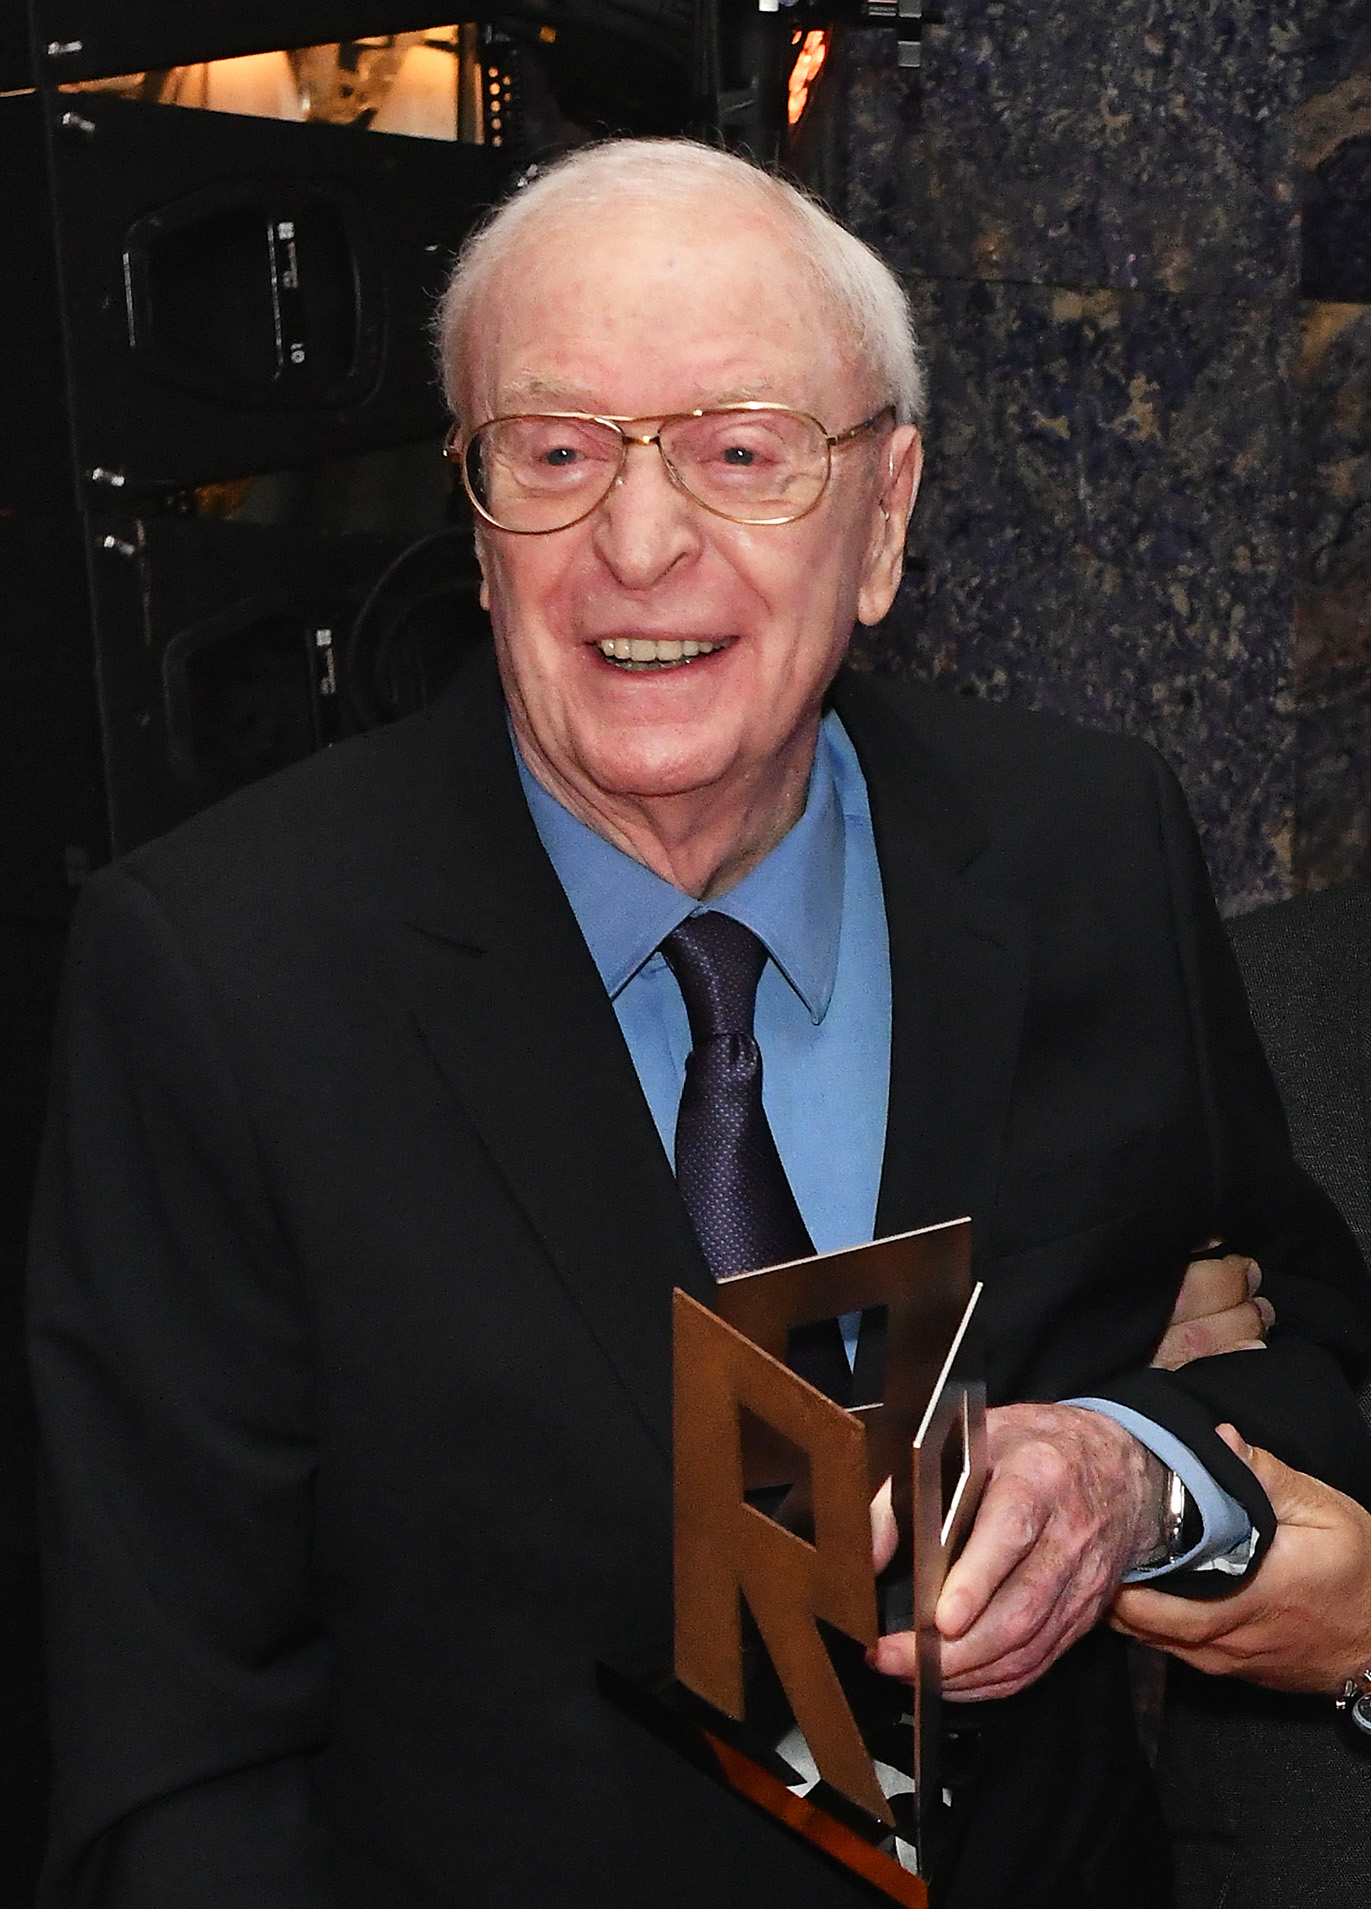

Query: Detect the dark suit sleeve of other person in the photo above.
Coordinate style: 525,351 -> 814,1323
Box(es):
28,865 -> 333,1909
1054,742 -> 1371,1576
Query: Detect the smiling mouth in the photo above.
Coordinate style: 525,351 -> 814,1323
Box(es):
596,637 -> 732,672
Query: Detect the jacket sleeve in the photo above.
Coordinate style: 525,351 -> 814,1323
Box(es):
28,866 -> 335,1906
1085,749 -> 1371,1595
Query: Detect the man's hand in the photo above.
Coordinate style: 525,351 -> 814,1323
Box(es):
1151,1247 -> 1273,1369
869,1403 -> 1166,1701
1111,1425 -> 1371,1692
863,1252 -> 1276,1703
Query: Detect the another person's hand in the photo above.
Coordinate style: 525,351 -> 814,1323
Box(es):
1111,1424 -> 1371,1692
870,1402 -> 1166,1701
1151,1246 -> 1273,1369
864,1250 -> 1277,1702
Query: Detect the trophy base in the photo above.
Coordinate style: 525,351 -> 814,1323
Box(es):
597,1650 -> 930,1908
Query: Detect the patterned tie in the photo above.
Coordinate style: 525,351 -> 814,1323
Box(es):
662,911 -> 851,1404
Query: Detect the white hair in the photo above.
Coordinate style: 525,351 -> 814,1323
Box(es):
435,138 -> 926,427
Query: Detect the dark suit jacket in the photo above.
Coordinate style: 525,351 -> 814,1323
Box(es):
28,651 -> 1371,1909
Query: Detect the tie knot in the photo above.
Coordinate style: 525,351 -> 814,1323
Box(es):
661,912 -> 768,1044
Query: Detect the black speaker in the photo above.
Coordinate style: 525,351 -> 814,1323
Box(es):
25,0 -> 697,95
36,93 -> 497,493
343,526 -> 489,728
74,507 -> 487,855
29,1 -> 457,80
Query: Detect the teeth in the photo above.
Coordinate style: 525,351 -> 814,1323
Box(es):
597,637 -> 725,669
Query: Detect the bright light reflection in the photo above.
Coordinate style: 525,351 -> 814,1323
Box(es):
787,29 -> 828,127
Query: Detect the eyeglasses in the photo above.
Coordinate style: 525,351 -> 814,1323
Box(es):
444,403 -> 894,535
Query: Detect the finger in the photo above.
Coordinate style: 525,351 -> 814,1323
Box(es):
938,1501 -> 1115,1688
1109,1586 -> 1229,1647
1105,1628 -> 1253,1680
870,1476 -> 897,1574
935,1481 -> 1047,1639
1214,1422 -> 1252,1458
945,1670 -> 1054,1703
940,1608 -> 1066,1690
938,1567 -> 1065,1680
1241,1442 -> 1342,1528
881,1606 -> 1068,1698
868,1626 -> 916,1681
1152,1298 -> 1267,1368
875,1567 -> 1071,1688
1168,1254 -> 1255,1325
941,1569 -> 1097,1696
943,1649 -> 1072,1700
1107,1598 -> 1274,1681
1254,1295 -> 1275,1331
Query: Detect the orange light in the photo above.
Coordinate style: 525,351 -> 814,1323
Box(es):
787,29 -> 828,126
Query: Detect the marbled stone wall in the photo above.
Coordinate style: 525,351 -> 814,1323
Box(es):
1295,0 -> 1371,892
836,2 -> 1370,913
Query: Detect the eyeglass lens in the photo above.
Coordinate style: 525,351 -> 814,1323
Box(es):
464,410 -> 832,531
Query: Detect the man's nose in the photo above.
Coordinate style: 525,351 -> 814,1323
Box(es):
590,439 -> 701,588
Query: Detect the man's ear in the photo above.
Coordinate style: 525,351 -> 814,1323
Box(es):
856,426 -> 923,627
473,525 -> 491,612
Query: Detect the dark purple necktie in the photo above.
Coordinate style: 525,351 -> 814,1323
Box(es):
662,912 -> 850,1404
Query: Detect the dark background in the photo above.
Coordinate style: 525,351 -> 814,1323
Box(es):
2,0 -> 1368,1902
838,0 -> 1371,915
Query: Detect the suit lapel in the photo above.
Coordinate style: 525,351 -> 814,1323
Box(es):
398,652 -> 711,1462
394,653 -> 1031,1457
833,673 -> 1031,1258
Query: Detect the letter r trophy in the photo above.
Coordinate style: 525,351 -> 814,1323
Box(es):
600,1218 -> 984,1905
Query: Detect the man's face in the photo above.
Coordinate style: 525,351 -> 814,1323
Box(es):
462,197 -> 920,821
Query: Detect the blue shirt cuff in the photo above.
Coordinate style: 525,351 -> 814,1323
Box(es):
1065,1397 -> 1256,1582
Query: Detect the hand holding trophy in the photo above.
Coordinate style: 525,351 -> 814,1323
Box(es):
604,1218 -> 985,1904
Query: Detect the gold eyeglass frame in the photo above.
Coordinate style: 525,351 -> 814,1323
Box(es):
443,402 -> 895,534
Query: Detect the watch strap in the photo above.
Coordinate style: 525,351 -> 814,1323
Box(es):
1135,1467 -> 1189,1571
1336,1668 -> 1371,1736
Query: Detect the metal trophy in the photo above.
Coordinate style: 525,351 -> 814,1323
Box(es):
599,1218 -> 985,1905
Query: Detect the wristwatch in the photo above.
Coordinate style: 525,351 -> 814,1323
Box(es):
1335,1668 -> 1371,1737
1134,1467 -> 1190,1571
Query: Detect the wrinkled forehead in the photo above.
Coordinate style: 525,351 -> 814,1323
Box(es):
453,192 -> 860,424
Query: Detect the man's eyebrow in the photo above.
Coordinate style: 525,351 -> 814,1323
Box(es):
499,375 -> 600,410
494,376 -> 803,414
708,383 -> 794,405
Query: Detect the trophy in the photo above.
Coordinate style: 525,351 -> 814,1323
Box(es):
600,1218 -> 985,1904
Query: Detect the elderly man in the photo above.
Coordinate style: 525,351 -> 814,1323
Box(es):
29,142 -> 1371,1909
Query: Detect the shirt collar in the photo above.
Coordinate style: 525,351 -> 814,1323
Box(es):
515,716 -> 849,1024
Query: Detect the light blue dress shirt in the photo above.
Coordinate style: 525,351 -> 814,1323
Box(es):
517,711 -> 1250,1580
517,714 -> 892,1259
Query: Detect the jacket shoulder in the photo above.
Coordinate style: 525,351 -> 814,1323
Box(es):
835,669 -> 1173,852
101,654 -> 511,934
851,670 -> 1160,782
